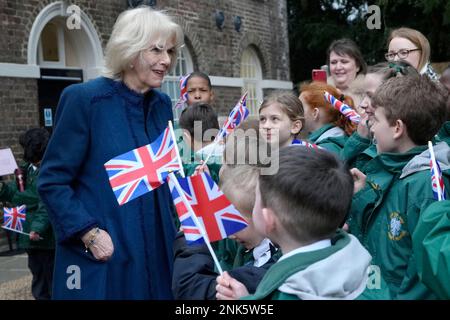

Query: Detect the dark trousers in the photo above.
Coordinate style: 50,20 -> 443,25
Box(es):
26,249 -> 55,300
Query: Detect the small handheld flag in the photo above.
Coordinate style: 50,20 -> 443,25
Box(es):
174,74 -> 190,110
202,92 -> 249,166
217,92 -> 249,140
2,205 -> 27,235
291,139 -> 323,149
169,172 -> 248,244
324,91 -> 360,124
428,141 -> 446,201
168,172 -> 228,275
105,126 -> 182,205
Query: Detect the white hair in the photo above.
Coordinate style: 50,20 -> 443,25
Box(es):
103,6 -> 184,79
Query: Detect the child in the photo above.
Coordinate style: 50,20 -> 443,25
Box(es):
412,200 -> 450,299
0,128 -> 55,300
437,74 -> 450,145
258,91 -> 304,148
348,74 -> 450,299
216,146 -> 373,300
172,165 -> 280,299
299,81 -> 356,154
178,102 -> 222,181
185,71 -> 215,106
342,61 -> 419,171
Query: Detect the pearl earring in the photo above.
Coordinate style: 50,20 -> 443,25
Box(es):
130,64 -> 134,69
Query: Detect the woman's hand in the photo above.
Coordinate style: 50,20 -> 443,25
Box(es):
82,228 -> 114,262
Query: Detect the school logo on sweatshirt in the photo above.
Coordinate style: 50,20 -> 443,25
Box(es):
388,212 -> 407,241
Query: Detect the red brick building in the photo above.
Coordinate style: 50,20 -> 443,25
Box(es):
0,0 -> 292,249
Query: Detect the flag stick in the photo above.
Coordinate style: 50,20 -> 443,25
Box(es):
201,92 -> 248,167
168,121 -> 185,178
428,141 -> 444,201
1,226 -> 45,239
168,172 -> 223,274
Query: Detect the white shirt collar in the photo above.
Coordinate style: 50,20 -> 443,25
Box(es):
279,239 -> 332,262
252,238 -> 273,267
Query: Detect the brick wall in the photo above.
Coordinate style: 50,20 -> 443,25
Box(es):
157,0 -> 290,114
0,78 -> 39,159
0,0 -> 290,149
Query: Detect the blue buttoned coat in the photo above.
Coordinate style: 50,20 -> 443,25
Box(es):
38,77 -> 176,299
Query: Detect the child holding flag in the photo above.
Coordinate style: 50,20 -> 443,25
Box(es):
216,146 -> 375,300
0,128 -> 55,300
348,74 -> 450,299
299,81 -> 356,154
172,165 -> 280,299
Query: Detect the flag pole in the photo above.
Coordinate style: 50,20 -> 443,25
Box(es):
168,172 -> 224,275
168,121 -> 185,178
428,141 -> 444,201
2,226 -> 31,237
2,226 -> 44,239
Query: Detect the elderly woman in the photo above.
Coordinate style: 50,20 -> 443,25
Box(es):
385,27 -> 439,81
326,38 -> 368,109
38,7 -> 183,299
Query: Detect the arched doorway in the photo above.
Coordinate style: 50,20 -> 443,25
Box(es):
28,2 -> 103,131
241,46 -> 263,115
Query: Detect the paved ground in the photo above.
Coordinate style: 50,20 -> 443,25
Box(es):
0,251 -> 34,300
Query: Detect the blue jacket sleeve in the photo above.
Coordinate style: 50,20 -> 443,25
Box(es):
37,84 -> 97,243
172,232 -> 217,300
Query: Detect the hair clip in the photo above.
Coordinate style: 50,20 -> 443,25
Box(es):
388,63 -> 405,75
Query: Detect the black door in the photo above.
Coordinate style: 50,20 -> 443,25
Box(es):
37,68 -> 83,133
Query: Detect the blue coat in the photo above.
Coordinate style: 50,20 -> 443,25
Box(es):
38,77 -> 177,299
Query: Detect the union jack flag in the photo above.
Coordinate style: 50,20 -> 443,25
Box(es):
174,74 -> 190,110
168,172 -> 248,245
430,159 -> 446,201
105,127 -> 181,205
2,205 -> 26,233
291,139 -> 323,149
218,92 -> 249,140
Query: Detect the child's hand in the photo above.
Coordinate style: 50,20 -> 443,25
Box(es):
194,161 -> 210,176
351,168 -> 367,194
216,271 -> 249,300
356,113 -> 371,139
29,231 -> 40,241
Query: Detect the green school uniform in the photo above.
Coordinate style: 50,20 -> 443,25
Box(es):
308,124 -> 348,155
0,163 -> 55,250
437,121 -> 450,146
341,132 -> 377,171
349,144 -> 450,299
412,200 -> 450,299
243,231 -> 379,300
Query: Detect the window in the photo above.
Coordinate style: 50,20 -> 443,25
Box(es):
38,20 -> 66,67
241,47 -> 263,115
161,46 -> 193,120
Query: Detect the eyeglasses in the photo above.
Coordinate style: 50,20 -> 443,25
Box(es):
385,48 -> 421,61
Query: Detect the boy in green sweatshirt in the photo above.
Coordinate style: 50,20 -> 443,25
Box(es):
216,146 -> 375,300
348,74 -> 450,299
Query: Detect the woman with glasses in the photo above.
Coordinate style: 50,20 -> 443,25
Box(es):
386,27 -> 439,81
